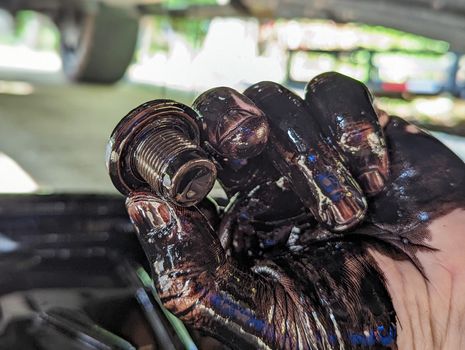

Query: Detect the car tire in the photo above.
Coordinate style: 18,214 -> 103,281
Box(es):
58,3 -> 139,84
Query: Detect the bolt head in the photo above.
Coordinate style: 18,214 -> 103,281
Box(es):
106,99 -> 201,196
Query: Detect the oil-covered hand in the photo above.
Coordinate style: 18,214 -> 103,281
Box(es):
124,72 -> 465,349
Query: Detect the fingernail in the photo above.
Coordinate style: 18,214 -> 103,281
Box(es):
218,112 -> 269,159
358,170 -> 385,195
312,170 -> 367,230
326,195 -> 367,231
126,193 -> 172,233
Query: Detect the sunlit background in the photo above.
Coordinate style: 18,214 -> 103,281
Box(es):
1,6 -> 465,193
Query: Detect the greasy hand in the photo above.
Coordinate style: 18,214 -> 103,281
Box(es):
126,72 -> 465,349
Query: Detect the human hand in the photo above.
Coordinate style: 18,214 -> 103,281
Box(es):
121,72 -> 465,349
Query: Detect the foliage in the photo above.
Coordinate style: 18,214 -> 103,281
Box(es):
9,11 -> 59,50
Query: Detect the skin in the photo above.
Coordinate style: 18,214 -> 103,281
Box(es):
192,87 -> 310,264
372,209 -> 465,350
122,72 -> 465,349
243,81 -> 368,231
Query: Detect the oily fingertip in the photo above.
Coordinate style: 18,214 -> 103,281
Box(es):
305,72 -> 390,196
126,192 -> 173,232
193,86 -> 270,159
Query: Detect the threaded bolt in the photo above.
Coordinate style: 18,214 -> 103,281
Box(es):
106,100 -> 217,207
133,125 -> 216,206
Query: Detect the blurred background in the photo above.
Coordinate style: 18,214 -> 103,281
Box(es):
1,0 -> 465,194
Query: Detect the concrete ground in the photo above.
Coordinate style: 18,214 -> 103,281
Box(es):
0,67 -> 464,195
0,68 -> 198,194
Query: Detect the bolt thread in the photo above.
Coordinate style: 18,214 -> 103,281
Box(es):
134,128 -> 201,197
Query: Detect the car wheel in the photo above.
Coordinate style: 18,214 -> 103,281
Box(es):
58,3 -> 139,84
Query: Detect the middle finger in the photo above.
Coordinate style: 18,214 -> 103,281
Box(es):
244,81 -> 367,231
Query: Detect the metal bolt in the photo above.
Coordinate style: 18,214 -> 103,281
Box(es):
106,99 -> 217,207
